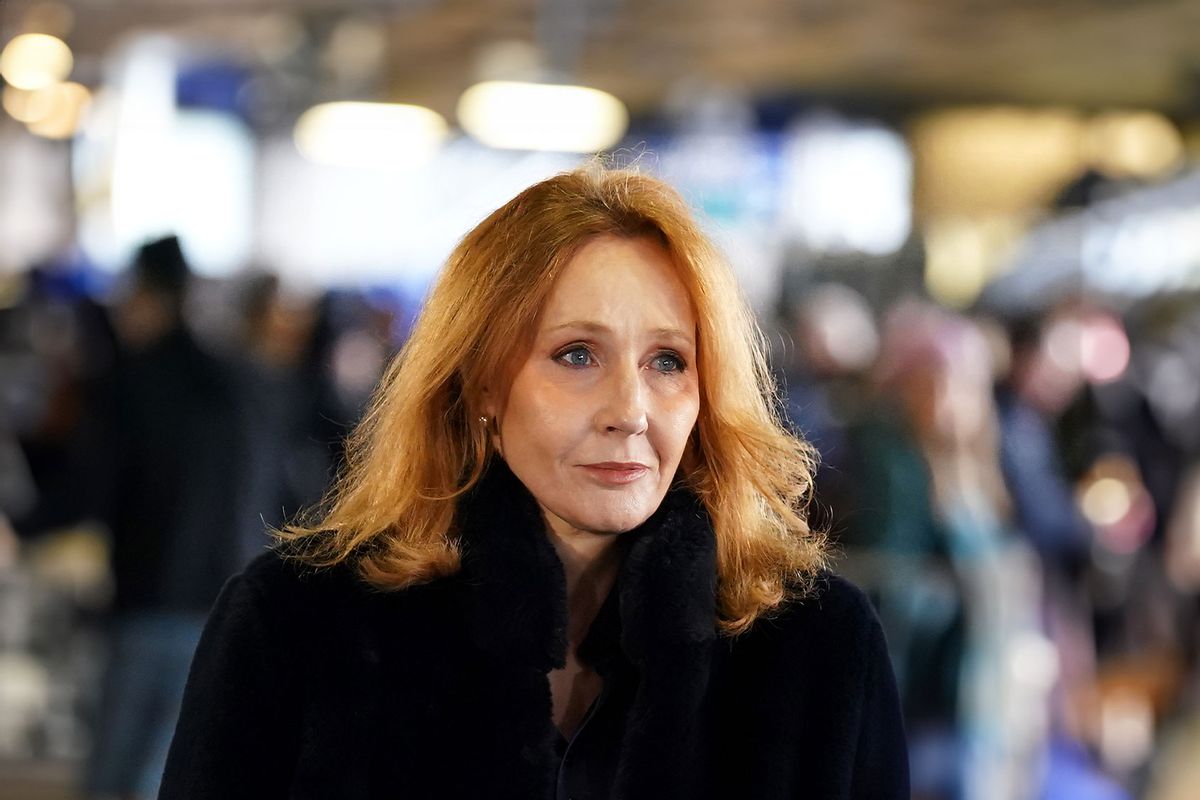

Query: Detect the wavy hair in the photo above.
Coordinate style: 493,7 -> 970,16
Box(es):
278,164 -> 825,634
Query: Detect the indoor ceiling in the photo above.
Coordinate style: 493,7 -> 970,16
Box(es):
4,0 -> 1200,122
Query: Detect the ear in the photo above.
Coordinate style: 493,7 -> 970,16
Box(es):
480,386 -> 504,458
480,385 -> 497,420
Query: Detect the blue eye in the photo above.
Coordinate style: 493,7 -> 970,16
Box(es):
651,352 -> 685,373
555,346 -> 594,367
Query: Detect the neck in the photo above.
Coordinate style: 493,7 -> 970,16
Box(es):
543,518 -> 623,648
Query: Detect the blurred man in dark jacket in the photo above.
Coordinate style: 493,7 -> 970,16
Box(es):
85,235 -> 246,800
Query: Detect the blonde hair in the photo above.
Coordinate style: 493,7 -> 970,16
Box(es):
279,165 -> 826,634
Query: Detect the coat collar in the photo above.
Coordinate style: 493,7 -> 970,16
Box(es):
453,459 -> 719,674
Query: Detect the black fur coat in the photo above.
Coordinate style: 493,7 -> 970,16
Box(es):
161,462 -> 908,799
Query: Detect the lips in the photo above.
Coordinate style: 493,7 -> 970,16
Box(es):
579,462 -> 650,485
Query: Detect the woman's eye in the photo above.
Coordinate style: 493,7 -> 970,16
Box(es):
555,346 -> 594,367
651,352 -> 685,373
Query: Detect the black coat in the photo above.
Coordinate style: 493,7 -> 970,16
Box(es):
107,328 -> 247,614
161,462 -> 908,799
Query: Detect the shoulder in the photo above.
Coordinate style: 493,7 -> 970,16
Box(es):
763,570 -> 878,634
240,546 -> 371,596
223,548 -> 371,632
229,547 -> 455,638
790,570 -> 880,635
723,570 -> 904,750
733,570 -> 886,672
240,546 -> 320,590
718,576 -> 908,795
194,549 -> 404,685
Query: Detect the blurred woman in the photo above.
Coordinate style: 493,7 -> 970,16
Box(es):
852,301 -> 1050,800
160,166 -> 907,799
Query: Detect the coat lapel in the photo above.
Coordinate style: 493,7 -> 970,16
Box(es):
611,487 -> 719,798
451,460 -> 720,798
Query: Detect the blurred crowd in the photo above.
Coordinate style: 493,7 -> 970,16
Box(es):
0,236 -> 413,797
3,228 -> 1200,800
773,281 -> 1200,799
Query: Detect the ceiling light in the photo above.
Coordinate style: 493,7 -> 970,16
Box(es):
293,102 -> 448,169
1085,111 -> 1183,179
3,84 -> 58,123
457,80 -> 628,152
0,33 -> 73,90
25,81 -> 89,139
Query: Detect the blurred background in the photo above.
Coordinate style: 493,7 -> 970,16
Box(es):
2,0 -> 1200,798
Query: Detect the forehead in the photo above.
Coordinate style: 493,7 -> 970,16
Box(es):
538,235 -> 695,332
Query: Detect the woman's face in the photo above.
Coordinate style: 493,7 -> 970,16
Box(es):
491,234 -> 700,538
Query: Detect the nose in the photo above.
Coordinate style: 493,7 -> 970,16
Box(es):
596,361 -> 648,435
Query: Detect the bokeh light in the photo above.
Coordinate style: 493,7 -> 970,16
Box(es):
0,33 -> 73,90
1086,111 -> 1184,179
293,102 -> 448,169
2,84 -> 59,123
457,81 -> 628,152
24,81 -> 90,139
1081,313 -> 1131,384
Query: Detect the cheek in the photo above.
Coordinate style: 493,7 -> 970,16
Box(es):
653,391 -> 700,463
503,381 -> 589,459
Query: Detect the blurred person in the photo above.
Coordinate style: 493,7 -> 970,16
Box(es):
851,301 -> 1055,800
293,289 -> 398,483
995,313 -> 1092,564
5,259 -> 118,537
993,312 -> 1143,798
1034,304 -> 1189,785
776,282 -> 879,539
83,235 -> 248,800
994,312 -> 1095,707
160,166 -> 909,798
1,258 -> 120,760
228,273 -> 329,565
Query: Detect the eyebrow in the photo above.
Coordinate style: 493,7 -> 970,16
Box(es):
545,320 -> 694,344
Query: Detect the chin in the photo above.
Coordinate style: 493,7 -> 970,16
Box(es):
566,500 -> 658,536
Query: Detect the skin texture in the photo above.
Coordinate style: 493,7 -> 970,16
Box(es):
485,234 -> 701,737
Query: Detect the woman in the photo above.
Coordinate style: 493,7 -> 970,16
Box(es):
160,166 -> 908,799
